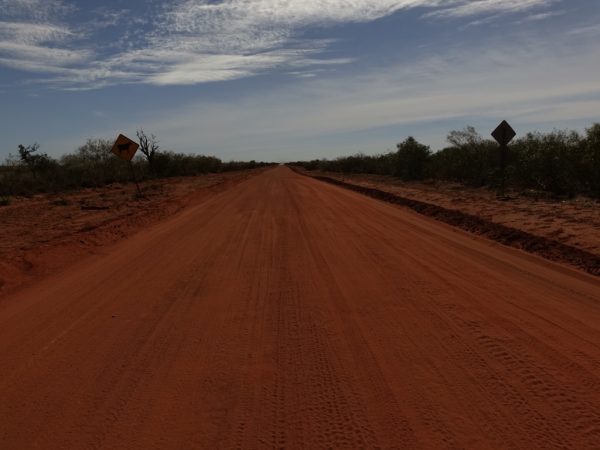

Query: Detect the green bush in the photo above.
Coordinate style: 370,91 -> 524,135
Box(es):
429,142 -> 498,187
1,138 -> 274,196
153,151 -> 224,177
60,138 -> 129,187
395,137 -> 431,180
290,123 -> 600,198
291,153 -> 397,176
511,130 -> 584,196
583,123 -> 600,196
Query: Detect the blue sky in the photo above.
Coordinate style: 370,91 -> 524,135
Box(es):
1,0 -> 599,162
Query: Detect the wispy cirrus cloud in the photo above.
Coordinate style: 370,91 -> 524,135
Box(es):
567,23 -> 600,36
0,0 -> 563,89
108,0 -> 427,87
123,34 -> 600,160
0,21 -> 73,44
0,0 -> 74,20
426,0 -> 557,19
0,42 -> 89,67
517,10 -> 566,23
0,0 -> 89,77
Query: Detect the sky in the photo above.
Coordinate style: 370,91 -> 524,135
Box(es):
0,0 -> 599,162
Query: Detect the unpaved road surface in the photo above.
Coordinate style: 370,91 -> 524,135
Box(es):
1,166 -> 599,449
310,170 -> 600,257
0,169 -> 265,296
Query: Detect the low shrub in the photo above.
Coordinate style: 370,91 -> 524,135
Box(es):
1,138 -> 275,196
290,122 -> 600,198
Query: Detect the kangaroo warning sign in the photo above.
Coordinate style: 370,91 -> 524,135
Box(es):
111,134 -> 139,161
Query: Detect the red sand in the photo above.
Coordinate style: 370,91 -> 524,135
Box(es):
0,169 -> 263,296
314,171 -> 600,256
1,166 -> 599,448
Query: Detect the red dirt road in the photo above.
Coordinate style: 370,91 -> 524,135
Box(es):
1,166 -> 599,449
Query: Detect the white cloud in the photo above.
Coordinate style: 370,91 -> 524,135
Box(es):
147,52 -> 295,85
516,10 -> 565,23
124,34 -> 600,159
426,0 -> 557,19
0,21 -> 73,44
0,0 -> 563,89
165,0 -> 418,33
0,42 -> 89,65
0,0 -> 73,20
0,1 -> 84,80
110,0 -> 427,87
567,23 -> 600,36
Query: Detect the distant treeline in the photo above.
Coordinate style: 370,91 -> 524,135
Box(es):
289,124 -> 600,198
0,133 -> 274,197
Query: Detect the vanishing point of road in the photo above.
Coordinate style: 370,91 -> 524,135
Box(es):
1,166 -> 599,449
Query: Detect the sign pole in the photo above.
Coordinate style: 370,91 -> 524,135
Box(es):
129,160 -> 142,196
500,143 -> 507,198
491,121 -> 516,200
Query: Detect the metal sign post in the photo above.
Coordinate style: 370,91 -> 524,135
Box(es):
128,160 -> 141,195
491,121 -> 516,199
111,134 -> 142,195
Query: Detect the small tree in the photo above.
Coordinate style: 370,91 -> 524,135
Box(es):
447,126 -> 482,147
61,138 -> 120,186
441,126 -> 497,187
395,137 -> 431,180
18,143 -> 40,166
75,138 -> 113,163
17,143 -> 54,177
137,129 -> 159,174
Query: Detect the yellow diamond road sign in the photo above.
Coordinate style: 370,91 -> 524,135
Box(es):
111,134 -> 139,161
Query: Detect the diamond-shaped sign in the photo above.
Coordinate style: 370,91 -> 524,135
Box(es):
491,121 -> 516,146
111,134 -> 139,161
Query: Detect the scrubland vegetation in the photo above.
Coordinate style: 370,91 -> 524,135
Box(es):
291,123 -> 600,198
4,123 -> 600,200
0,131 -> 274,197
